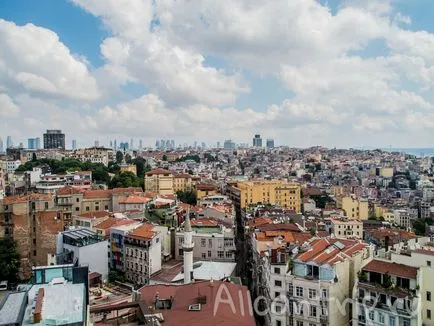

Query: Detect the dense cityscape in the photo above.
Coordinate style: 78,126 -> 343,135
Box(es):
0,129 -> 433,325
3,0 -> 434,325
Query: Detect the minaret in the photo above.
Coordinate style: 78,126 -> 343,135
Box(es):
183,209 -> 194,284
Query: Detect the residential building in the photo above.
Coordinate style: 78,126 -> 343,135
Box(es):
390,249 -> 434,325
353,259 -> 421,326
35,171 -> 92,193
228,180 -> 301,213
144,169 -> 174,195
173,173 -> 193,193
72,147 -> 111,166
55,227 -> 109,281
394,209 -> 418,228
43,129 -> 65,149
341,195 -> 369,219
328,218 -> 363,239
118,193 -> 152,211
6,159 -> 21,173
72,210 -> 112,230
110,221 -> 142,271
124,224 -> 162,286
195,183 -> 218,199
175,218 -> 236,262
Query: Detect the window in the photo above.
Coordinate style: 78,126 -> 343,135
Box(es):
201,239 -> 206,247
274,267 -> 280,274
379,312 -> 384,323
75,207 -> 79,211
402,318 -> 410,326
310,306 -> 317,317
95,206 -> 99,211
44,202 -> 48,209
275,280 -> 282,287
178,248 -> 183,256
275,292 -> 280,298
428,309 -> 432,320
225,251 -> 232,259
309,289 -> 316,299
368,311 -> 374,320
296,286 -> 304,297
208,251 -> 211,258
86,206 -> 90,211
217,251 -> 224,258
33,250 -> 37,256
208,239 -> 212,247
321,289 -> 328,299
105,205 -> 109,210
275,305 -> 282,313
296,322 -> 303,326
76,198 -> 79,202
428,261 -> 432,267
428,291 -> 432,301
276,321 -> 282,326
389,316 -> 396,326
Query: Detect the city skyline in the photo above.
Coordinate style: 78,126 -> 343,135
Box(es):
1,1 -> 434,147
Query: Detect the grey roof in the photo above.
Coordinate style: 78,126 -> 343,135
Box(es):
63,227 -> 97,240
0,291 -> 27,325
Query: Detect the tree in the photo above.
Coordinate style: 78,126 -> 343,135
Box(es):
176,190 -> 197,205
0,238 -> 20,283
31,153 -> 37,162
108,172 -> 142,189
125,153 -> 132,164
310,194 -> 334,209
116,151 -> 124,164
162,154 -> 168,161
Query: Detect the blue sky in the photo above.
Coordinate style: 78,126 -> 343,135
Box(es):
2,0 -> 434,148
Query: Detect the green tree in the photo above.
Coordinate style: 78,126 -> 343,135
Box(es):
310,194 -> 333,209
176,190 -> 197,205
125,153 -> 132,164
116,151 -> 124,164
0,238 -> 20,283
162,154 -> 168,161
31,153 -> 37,162
108,172 -> 142,189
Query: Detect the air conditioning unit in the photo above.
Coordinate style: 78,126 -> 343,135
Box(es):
188,304 -> 202,311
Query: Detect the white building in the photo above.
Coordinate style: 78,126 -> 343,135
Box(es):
56,227 -> 109,282
6,159 -> 21,173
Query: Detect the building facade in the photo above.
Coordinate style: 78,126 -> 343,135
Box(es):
43,130 -> 65,149
144,169 -> 174,195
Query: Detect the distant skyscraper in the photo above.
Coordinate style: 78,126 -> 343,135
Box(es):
139,139 -> 143,149
94,140 -> 100,147
216,141 -> 220,149
266,139 -> 275,149
114,139 -> 117,151
170,140 -> 175,149
28,138 -> 36,149
224,139 -> 235,149
253,134 -> 262,147
165,140 -> 171,149
156,140 -> 161,149
160,139 -> 165,149
130,138 -> 134,150
6,136 -> 12,149
19,142 -> 23,148
0,137 -> 3,153
43,129 -> 65,149
35,137 -> 41,150
110,140 -> 113,149
72,139 -> 77,150
201,142 -> 206,148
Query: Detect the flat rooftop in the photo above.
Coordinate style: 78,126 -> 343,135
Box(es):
22,282 -> 85,325
0,291 -> 27,325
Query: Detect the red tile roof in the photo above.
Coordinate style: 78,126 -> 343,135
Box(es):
139,281 -> 255,326
257,223 -> 302,233
146,169 -> 172,176
248,217 -> 273,228
190,218 -> 219,227
83,190 -> 112,199
118,195 -> 151,204
111,187 -> 143,194
94,218 -> 136,236
296,238 -> 367,265
362,260 -> 418,279
56,186 -> 84,195
126,224 -> 155,240
76,211 -> 111,219
196,184 -> 217,191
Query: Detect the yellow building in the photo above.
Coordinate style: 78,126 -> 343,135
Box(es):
120,163 -> 137,175
195,184 -> 218,199
341,195 -> 369,219
173,173 -> 193,193
379,167 -> 394,178
228,180 -> 301,213
144,169 -> 174,195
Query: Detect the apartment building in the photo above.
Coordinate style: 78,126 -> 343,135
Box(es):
110,221 -> 142,271
175,218 -> 236,261
195,184 -> 219,199
144,169 -> 174,195
391,249 -> 434,325
228,180 -> 301,213
328,218 -> 363,239
35,171 -> 92,193
173,173 -> 193,193
393,209 -> 418,228
269,238 -> 370,326
71,146 -> 111,166
353,259 -> 420,326
0,193 -> 64,278
124,224 -> 162,286
55,227 -> 109,281
341,195 -> 369,219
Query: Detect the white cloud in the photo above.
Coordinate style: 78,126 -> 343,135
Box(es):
0,19 -> 100,101
0,93 -> 20,117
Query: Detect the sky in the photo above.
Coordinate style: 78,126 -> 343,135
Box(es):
1,0 -> 434,149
